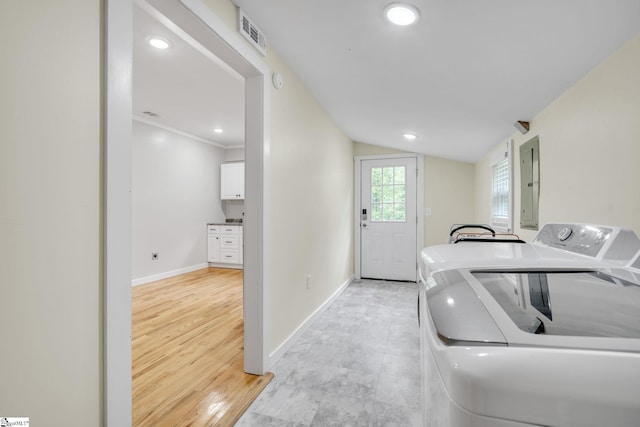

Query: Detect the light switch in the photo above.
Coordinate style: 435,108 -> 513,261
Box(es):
424,208 -> 432,216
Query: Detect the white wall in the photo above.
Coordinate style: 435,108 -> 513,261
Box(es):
132,120 -> 226,282
222,199 -> 245,219
476,33 -> 640,241
354,143 -> 476,247
0,1 -> 102,425
224,147 -> 245,162
201,0 -> 355,355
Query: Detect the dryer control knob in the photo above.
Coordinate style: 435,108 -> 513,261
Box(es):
557,227 -> 573,241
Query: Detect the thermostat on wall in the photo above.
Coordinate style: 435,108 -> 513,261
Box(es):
272,72 -> 283,89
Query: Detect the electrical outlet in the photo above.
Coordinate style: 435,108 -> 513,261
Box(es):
306,274 -> 312,289
152,253 -> 159,260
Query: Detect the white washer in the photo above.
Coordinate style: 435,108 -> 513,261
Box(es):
418,224 -> 640,427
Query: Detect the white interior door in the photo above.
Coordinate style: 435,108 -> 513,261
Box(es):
361,157 -> 417,281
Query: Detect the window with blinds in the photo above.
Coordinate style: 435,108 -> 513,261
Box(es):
492,157 -> 510,231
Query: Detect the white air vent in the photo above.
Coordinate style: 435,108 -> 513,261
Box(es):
238,8 -> 267,56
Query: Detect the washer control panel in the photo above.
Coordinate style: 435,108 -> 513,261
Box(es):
534,223 -> 612,258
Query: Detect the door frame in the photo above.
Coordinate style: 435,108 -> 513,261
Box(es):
354,154 -> 424,281
105,0 -> 271,424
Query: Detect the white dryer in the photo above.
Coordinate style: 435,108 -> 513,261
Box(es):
418,224 -> 640,427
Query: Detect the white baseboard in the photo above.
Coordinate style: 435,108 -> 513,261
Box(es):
208,262 -> 243,270
131,263 -> 209,287
267,274 -> 354,368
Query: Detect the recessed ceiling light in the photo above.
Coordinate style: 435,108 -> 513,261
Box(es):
213,128 -> 223,134
148,37 -> 171,49
403,133 -> 417,141
385,3 -> 420,26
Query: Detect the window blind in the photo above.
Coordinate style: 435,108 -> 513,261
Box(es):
492,158 -> 510,230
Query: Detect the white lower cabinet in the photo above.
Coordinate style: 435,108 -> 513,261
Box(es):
207,224 -> 243,268
207,225 -> 220,262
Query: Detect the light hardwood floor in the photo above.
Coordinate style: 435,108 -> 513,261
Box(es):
132,267 -> 272,426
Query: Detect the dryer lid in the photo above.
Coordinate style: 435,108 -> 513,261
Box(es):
472,270 -> 640,339
427,268 -> 640,352
426,270 -> 507,346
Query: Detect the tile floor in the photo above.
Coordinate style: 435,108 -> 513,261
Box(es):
236,279 -> 422,426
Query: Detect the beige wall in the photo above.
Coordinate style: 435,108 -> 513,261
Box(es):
476,33 -> 640,241
204,0 -> 354,355
0,1 -> 102,425
424,156 -> 476,246
267,51 -> 354,352
355,143 -> 476,247
354,141 -> 407,156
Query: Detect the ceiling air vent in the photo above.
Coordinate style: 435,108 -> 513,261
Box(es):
238,8 -> 267,56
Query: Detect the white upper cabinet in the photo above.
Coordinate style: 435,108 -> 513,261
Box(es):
221,162 -> 244,200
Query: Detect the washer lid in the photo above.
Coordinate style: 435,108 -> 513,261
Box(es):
427,268 -> 640,352
426,270 -> 507,346
472,270 -> 640,339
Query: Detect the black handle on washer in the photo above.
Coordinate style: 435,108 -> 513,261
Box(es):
453,238 -> 526,244
449,224 -> 496,237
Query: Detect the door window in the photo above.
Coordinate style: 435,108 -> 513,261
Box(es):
371,166 -> 406,222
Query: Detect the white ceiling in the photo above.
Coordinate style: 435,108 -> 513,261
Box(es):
233,0 -> 640,162
134,1 -> 640,162
133,4 -> 245,148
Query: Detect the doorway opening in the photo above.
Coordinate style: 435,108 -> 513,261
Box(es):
105,0 -> 270,424
354,154 -> 424,282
